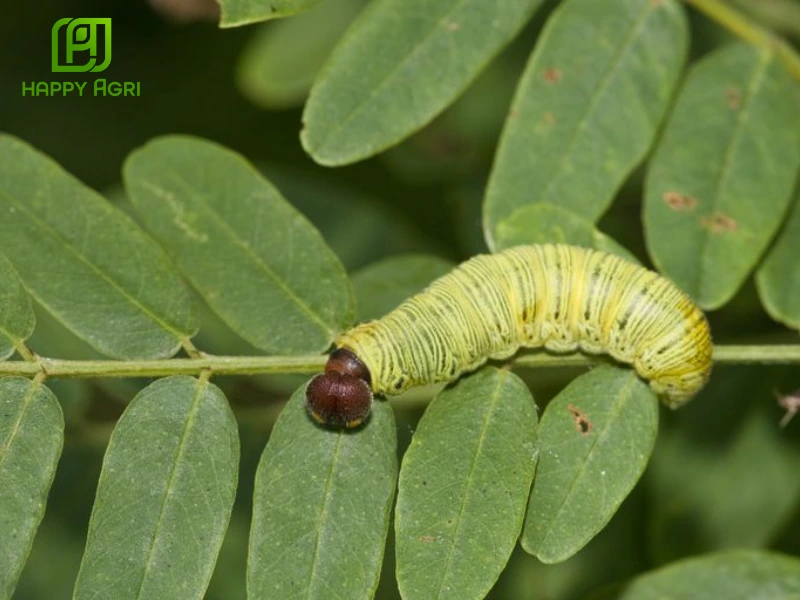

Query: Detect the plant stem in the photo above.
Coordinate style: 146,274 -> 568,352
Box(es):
0,355 -> 328,378
683,0 -> 800,81
0,345 -> 799,379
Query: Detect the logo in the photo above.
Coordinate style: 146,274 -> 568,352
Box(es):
23,18 -> 140,97
52,18 -> 111,73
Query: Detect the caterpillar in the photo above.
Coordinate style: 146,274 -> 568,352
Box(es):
306,244 -> 713,428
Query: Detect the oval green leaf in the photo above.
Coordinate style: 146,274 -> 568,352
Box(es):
73,376 -> 239,600
616,549 -> 800,599
301,0 -> 546,165
124,135 -> 354,355
492,204 -> 638,263
0,255 -> 34,361
522,364 -> 658,564
351,254 -> 455,321
220,0 -> 324,27
247,381 -> 397,600
483,0 -> 688,246
395,367 -> 538,600
237,0 -> 364,109
0,134 -> 197,360
644,43 -> 800,310
756,192 -> 800,330
0,377 -> 63,600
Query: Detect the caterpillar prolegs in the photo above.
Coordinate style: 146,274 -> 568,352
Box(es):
306,244 -> 713,428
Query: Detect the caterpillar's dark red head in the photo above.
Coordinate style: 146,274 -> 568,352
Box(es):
306,348 -> 373,429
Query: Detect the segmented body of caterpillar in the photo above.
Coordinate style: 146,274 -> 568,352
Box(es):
306,244 -> 713,428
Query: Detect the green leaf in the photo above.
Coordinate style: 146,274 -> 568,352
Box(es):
0,134 -> 197,360
492,204 -> 639,263
237,0 -> 364,109
483,0 -> 688,245
219,0 -> 324,27
522,364 -> 658,563
0,377 -> 63,600
301,0 -> 546,165
756,192 -> 800,330
615,549 -> 800,599
351,254 -> 455,321
248,382 -> 397,600
0,254 -> 34,361
395,368 -> 538,600
124,135 -> 354,355
73,376 -> 239,600
647,366 -> 800,564
644,43 -> 800,310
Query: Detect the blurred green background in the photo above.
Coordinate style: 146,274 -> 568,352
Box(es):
3,0 -> 800,598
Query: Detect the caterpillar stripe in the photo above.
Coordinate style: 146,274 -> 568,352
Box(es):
306,244 -> 713,428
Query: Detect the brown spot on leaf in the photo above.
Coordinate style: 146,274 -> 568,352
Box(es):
446,21 -> 459,32
650,0 -> 665,6
509,109 -> 519,121
419,535 -> 437,543
700,212 -> 738,233
663,191 -> 697,211
725,86 -> 741,110
568,403 -> 592,435
543,68 -> 562,84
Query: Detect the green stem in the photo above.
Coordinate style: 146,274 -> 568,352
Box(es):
13,342 -> 36,362
515,344 -> 800,368
683,0 -> 800,81
0,345 -> 799,379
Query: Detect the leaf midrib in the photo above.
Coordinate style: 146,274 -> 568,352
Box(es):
306,432 -> 344,600
695,50 -> 772,304
133,378 -> 206,599
0,379 -> 41,476
534,374 -> 638,556
537,0 -> 659,209
434,374 -> 505,598
306,0 -> 473,156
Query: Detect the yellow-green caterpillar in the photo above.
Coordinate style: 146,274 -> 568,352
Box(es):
306,244 -> 713,428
